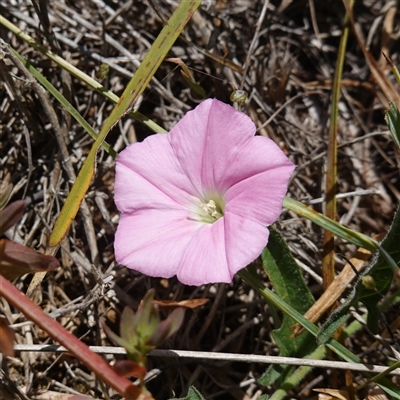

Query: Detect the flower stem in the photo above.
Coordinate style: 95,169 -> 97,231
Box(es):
0,275 -> 143,400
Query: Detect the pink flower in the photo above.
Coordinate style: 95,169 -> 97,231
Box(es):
114,99 -> 295,285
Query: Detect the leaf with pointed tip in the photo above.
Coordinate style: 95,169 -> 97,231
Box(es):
133,289 -> 154,329
100,318 -> 134,353
48,0 -> 201,247
120,307 -> 138,347
164,308 -> 185,339
0,239 -> 59,280
318,203 -> 400,343
0,200 -> 25,236
147,308 -> 185,347
259,227 -> 316,386
134,290 -> 160,342
385,101 -> 400,151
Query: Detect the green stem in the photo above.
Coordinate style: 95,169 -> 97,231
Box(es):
269,346 -> 327,400
238,267 -> 400,398
323,0 -> 354,288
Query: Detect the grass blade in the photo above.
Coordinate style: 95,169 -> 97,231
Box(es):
48,0 -> 201,248
7,44 -> 116,158
322,0 -> 354,290
0,14 -> 166,134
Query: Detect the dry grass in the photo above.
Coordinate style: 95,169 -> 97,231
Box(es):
0,0 -> 399,399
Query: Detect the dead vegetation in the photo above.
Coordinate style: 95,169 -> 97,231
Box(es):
0,0 -> 399,399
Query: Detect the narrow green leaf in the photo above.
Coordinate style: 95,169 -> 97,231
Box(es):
283,197 -> 378,251
100,318 -> 134,354
0,14 -> 166,134
318,203 -> 400,340
283,197 -> 398,272
385,101 -> 400,151
238,267 -> 400,399
135,289 -> 159,342
259,228 -> 316,386
120,307 -> 138,345
49,0 -> 201,247
323,0 -> 354,290
7,46 -> 116,158
268,346 -> 327,400
4,46 -> 116,158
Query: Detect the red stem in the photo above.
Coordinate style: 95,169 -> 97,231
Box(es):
0,275 -> 141,399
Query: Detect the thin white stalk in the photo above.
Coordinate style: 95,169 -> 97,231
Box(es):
13,345 -> 400,376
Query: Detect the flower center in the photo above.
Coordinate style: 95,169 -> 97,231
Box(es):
200,199 -> 222,220
190,194 -> 225,224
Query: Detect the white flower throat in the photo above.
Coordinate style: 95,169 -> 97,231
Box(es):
196,196 -> 224,224
201,199 -> 222,219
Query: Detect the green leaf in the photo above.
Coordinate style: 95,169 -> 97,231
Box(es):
7,46 -> 117,158
239,268 -> 400,399
283,197 -> 378,251
134,289 -> 159,342
259,227 -> 316,386
147,308 -> 185,346
48,0 -> 201,248
100,318 -> 134,354
385,101 -> 400,151
283,197 -> 398,272
120,307 -> 139,348
95,63 -> 110,81
0,14 -> 166,135
170,386 -> 205,400
318,203 -> 400,343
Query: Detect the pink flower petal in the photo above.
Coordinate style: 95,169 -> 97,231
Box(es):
168,99 -> 256,196
115,209 -> 199,279
176,220 -> 232,285
115,134 -> 199,213
224,136 -> 295,225
176,213 -> 269,285
114,99 -> 295,285
223,211 -> 270,275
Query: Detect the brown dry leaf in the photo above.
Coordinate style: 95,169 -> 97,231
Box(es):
367,387 -> 389,400
370,315 -> 400,349
153,298 -> 209,309
292,247 -> 372,336
379,3 -> 397,65
343,1 -> 400,108
314,388 -> 353,400
0,316 -> 14,357
33,392 -> 95,399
